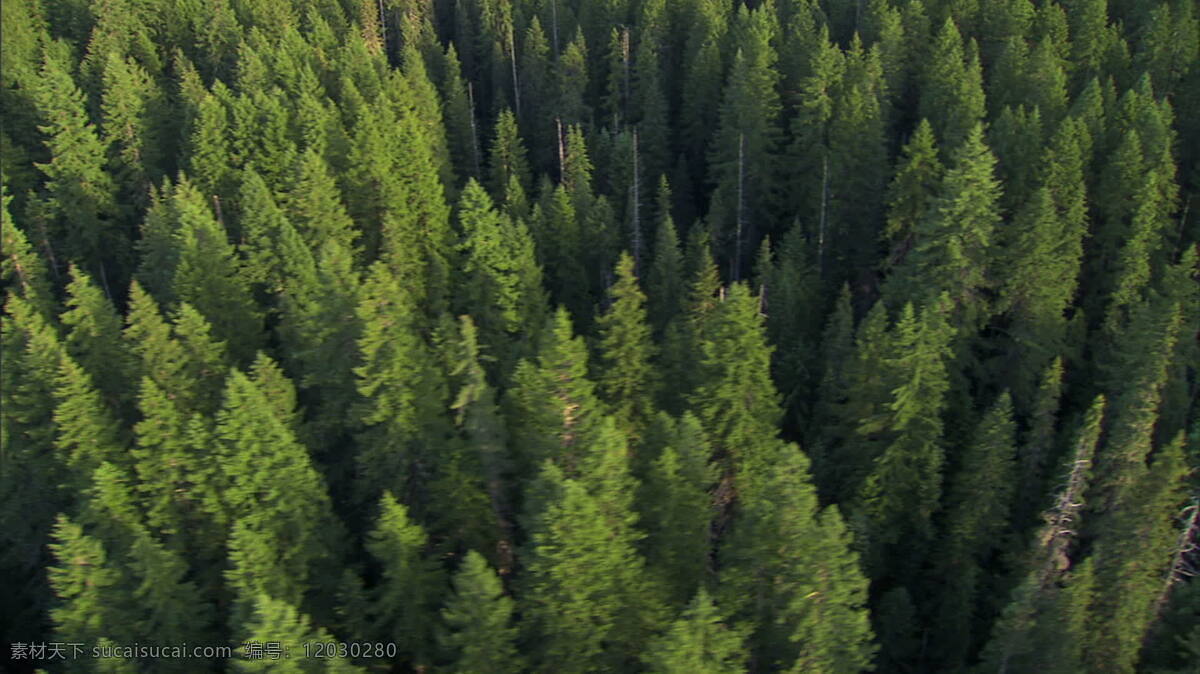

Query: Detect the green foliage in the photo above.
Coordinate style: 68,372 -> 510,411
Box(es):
365,492 -> 443,667
597,252 -> 657,439
439,550 -> 522,673
644,589 -> 749,674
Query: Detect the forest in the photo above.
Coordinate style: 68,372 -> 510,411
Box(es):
0,0 -> 1198,671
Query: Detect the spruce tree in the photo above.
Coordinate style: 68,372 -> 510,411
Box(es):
439,550 -> 522,673
640,412 -> 717,603
687,282 -> 781,495
644,589 -> 750,674
596,251 -> 658,440
720,444 -> 875,671
365,492 -> 443,668
60,264 -> 131,415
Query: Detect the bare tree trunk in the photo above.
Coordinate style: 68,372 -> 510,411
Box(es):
509,23 -> 521,120
550,0 -> 560,55
467,82 -> 481,178
631,128 -> 641,273
1152,499 -> 1200,618
556,117 -> 565,182
734,132 -> 745,282
818,152 -> 828,281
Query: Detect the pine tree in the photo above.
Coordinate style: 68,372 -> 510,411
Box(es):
522,464 -> 657,672
640,412 -> 717,603
286,149 -> 358,255
0,187 -> 54,316
46,514 -> 132,670
163,177 -> 263,364
596,252 -> 657,440
688,282 -> 781,495
505,307 -> 605,481
365,492 -> 443,668
487,108 -> 531,207
644,589 -> 749,674
61,264 -> 131,415
929,392 -> 1018,670
720,444 -> 875,670
439,550 -> 522,672
884,123 -> 1001,330
977,395 -> 1105,673
858,294 -> 954,581
455,178 -> 545,370
352,262 -> 447,508
233,594 -> 363,673
918,18 -> 985,150
32,41 -> 123,280
212,370 -> 340,609
1086,433 -> 1191,673
123,282 -> 229,418
881,119 -> 943,275
706,6 -> 782,279
646,186 -> 684,335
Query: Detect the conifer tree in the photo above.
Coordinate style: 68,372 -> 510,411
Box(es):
234,594 -> 363,673
439,550 -> 522,673
285,148 -> 359,254
884,124 -> 1001,330
487,108 -> 531,207
32,41 -> 123,280
160,177 -> 262,364
720,444 -> 875,670
123,283 -> 228,418
523,465 -> 658,672
596,252 -> 657,440
882,119 -> 942,274
61,264 -> 131,415
929,392 -> 1018,670
646,187 -> 684,335
918,19 -> 985,150
858,295 -> 954,581
978,395 -> 1106,673
0,188 -> 54,316
706,6 -> 782,279
640,412 -> 717,603
352,262 -> 447,507
212,370 -> 340,608
365,492 -> 443,668
455,178 -> 545,369
1086,433 -> 1192,674
644,589 -> 749,674
46,514 -> 132,668
688,282 -> 781,493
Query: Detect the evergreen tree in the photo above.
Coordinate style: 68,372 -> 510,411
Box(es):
365,492 -> 443,668
640,412 -> 717,603
439,550 -> 522,673
31,41 -> 123,281
455,178 -> 545,370
688,282 -> 781,495
596,252 -> 657,440
644,589 -> 749,674
929,392 -> 1018,670
858,295 -> 954,581
60,264 -> 131,414
352,262 -> 447,508
884,124 -> 1001,330
720,444 -> 875,671
234,594 -> 363,673
918,18 -> 985,150
706,5 -> 782,279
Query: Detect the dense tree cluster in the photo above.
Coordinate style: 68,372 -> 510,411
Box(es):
1,0 -> 1198,672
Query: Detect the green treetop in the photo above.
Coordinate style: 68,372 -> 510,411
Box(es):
596,252 -> 658,440
644,589 -> 750,674
439,550 -> 522,673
